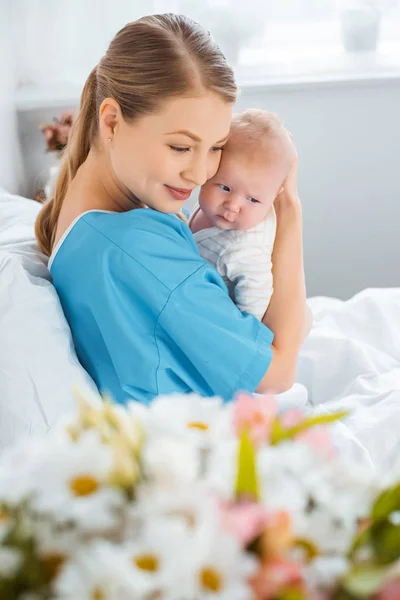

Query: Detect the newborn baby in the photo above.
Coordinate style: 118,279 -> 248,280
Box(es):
190,109 -> 296,320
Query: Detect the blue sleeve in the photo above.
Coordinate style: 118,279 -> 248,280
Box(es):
155,264 -> 274,402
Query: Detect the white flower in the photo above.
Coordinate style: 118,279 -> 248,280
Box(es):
190,512 -> 258,600
142,436 -> 200,489
121,517 -> 194,600
0,547 -> 23,577
304,555 -> 349,590
258,443 -> 316,513
206,438 -> 239,501
32,520 -> 80,562
53,540 -> 138,600
130,394 -> 231,449
30,430 -> 124,533
257,440 -> 375,554
131,484 -> 216,542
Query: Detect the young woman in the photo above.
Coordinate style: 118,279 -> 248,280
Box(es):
36,14 -> 307,405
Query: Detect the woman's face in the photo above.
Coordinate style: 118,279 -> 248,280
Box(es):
107,93 -> 233,213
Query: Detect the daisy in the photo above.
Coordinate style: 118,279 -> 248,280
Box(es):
53,540 -> 138,600
121,517 -> 194,600
130,393 -> 231,449
29,430 -> 125,533
190,513 -> 258,600
141,435 -> 200,489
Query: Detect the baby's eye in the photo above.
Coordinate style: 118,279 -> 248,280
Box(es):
248,197 -> 260,204
218,184 -> 230,192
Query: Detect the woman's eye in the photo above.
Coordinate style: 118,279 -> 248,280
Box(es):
170,146 -> 190,153
218,184 -> 230,192
211,146 -> 224,153
248,197 -> 260,204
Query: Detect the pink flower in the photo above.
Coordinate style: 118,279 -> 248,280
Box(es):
251,557 -> 305,600
233,393 -> 277,446
260,510 -> 293,559
44,128 -> 55,142
378,582 -> 400,600
281,410 -> 335,457
299,426 -> 335,457
280,409 -> 303,428
219,499 -> 269,546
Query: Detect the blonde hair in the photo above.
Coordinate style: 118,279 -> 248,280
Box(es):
225,109 -> 292,164
35,14 -> 237,256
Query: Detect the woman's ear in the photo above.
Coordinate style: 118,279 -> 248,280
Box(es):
99,97 -> 120,143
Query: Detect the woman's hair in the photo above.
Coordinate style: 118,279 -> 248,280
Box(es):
35,13 -> 237,256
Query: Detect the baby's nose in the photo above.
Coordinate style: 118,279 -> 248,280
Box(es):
223,210 -> 237,223
224,198 -> 241,213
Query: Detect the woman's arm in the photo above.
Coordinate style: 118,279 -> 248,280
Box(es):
257,157 -> 308,393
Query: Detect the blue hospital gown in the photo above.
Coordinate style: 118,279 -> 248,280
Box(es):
50,208 -> 274,405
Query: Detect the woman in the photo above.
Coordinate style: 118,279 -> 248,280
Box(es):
36,14 -> 307,405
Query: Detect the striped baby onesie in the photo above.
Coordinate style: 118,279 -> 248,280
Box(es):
191,207 -> 276,320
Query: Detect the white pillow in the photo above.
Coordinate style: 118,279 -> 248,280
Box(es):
0,190 -> 100,450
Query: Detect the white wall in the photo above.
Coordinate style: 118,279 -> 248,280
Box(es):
18,77 -> 400,299
0,0 -> 23,194
236,79 -> 400,299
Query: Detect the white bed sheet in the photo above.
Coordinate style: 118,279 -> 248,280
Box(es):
0,190 -> 100,450
297,289 -> 400,472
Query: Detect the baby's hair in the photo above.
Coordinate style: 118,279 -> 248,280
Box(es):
225,109 -> 292,164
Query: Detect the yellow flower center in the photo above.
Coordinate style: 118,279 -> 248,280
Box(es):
187,421 -> 209,431
134,553 -> 160,572
200,567 -> 223,592
69,475 -> 99,497
92,587 -> 105,600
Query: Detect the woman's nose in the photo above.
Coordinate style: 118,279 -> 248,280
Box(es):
182,158 -> 209,187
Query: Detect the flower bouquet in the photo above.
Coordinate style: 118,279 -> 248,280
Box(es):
35,111 -> 74,201
40,112 -> 74,156
1,391 -> 400,599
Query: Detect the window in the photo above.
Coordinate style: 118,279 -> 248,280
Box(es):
12,0 -> 400,89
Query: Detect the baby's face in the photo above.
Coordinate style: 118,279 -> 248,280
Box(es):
198,152 -> 289,231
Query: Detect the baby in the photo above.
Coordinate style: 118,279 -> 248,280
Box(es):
189,109 -> 296,320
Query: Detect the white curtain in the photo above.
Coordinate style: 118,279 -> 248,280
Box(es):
0,0 -> 23,193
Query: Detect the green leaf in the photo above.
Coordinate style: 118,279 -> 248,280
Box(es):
372,483 -> 400,522
348,525 -> 371,559
285,411 -> 349,439
270,412 -> 348,445
342,565 -> 388,597
270,418 -> 288,445
235,430 -> 260,501
370,520 -> 400,564
277,587 -> 306,600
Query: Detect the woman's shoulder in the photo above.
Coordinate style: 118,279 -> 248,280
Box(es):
67,208 -> 209,291
83,208 -> 192,246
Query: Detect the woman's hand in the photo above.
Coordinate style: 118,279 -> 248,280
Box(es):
275,152 -> 300,209
257,147 -> 307,394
